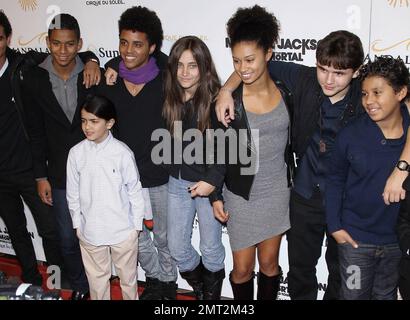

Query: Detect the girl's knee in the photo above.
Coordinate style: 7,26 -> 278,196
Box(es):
232,265 -> 254,283
258,260 -> 280,276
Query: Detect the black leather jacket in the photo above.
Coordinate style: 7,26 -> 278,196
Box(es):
209,79 -> 294,203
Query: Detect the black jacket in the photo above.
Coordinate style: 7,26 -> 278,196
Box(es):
20,65 -> 98,188
3,49 -> 100,177
11,49 -> 99,141
286,65 -> 364,162
209,79 -> 293,203
0,48 -> 33,174
11,49 -> 99,188
398,177 -> 410,280
9,48 -> 45,141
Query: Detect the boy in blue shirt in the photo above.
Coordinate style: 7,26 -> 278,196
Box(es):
326,56 -> 410,299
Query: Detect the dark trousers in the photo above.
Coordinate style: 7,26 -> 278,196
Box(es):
52,188 -> 88,293
287,188 -> 340,300
399,276 -> 410,300
0,170 -> 62,284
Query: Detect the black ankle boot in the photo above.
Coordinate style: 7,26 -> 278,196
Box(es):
229,272 -> 254,300
140,277 -> 162,300
203,268 -> 225,300
161,281 -> 178,300
180,261 -> 204,300
257,267 -> 282,300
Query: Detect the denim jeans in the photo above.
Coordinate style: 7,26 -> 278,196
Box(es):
138,183 -> 178,282
338,241 -> 401,300
53,188 -> 89,292
167,176 -> 225,273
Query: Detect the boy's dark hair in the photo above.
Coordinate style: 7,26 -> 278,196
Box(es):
359,56 -> 410,101
82,95 -> 117,122
227,5 -> 280,51
118,6 -> 163,55
0,10 -> 12,38
48,13 -> 81,40
316,30 -> 364,71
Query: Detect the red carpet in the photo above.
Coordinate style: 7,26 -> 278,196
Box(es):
0,256 -> 194,300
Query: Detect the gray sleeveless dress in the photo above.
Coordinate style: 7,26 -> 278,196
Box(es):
224,99 -> 291,251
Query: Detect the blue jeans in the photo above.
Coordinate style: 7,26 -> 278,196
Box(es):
138,183 -> 178,282
167,176 -> 225,273
338,241 -> 401,300
53,188 -> 89,292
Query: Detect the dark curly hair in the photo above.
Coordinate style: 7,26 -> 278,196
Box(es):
0,10 -> 12,38
359,56 -> 410,101
118,6 -> 163,56
316,30 -> 363,71
227,5 -> 280,51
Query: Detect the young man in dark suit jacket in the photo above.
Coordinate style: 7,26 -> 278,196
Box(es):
21,13 -> 100,300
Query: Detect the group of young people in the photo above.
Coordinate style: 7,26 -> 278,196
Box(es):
1,3 -> 410,301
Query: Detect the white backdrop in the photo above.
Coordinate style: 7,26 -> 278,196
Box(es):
1,0 -> 409,299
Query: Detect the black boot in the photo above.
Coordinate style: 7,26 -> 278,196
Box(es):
161,280 -> 178,300
140,277 -> 162,300
180,261 -> 204,300
257,267 -> 282,300
229,272 -> 254,300
203,268 -> 225,300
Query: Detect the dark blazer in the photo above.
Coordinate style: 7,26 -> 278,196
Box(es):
21,65 -> 97,188
11,50 -> 99,141
398,176 -> 410,279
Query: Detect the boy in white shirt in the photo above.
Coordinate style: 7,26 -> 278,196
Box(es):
66,95 -> 151,300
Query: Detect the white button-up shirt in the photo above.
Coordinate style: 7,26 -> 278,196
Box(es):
66,132 -> 151,246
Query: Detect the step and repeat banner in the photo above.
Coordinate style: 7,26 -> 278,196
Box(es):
1,0 -> 409,299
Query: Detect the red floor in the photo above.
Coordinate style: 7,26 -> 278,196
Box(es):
0,256 -> 194,300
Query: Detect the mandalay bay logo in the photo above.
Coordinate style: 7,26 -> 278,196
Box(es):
14,30 -> 49,54
387,0 -> 409,7
370,38 -> 410,65
17,32 -> 47,47
19,0 -> 38,11
371,38 -> 410,53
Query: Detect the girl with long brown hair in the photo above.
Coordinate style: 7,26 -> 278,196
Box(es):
163,36 -> 225,300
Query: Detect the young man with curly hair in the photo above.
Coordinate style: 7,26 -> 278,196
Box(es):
99,6 -> 177,300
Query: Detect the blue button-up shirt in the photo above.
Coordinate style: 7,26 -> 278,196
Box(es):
294,91 -> 351,199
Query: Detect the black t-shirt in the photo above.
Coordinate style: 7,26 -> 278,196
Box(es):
166,100 -> 223,188
97,73 -> 168,188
